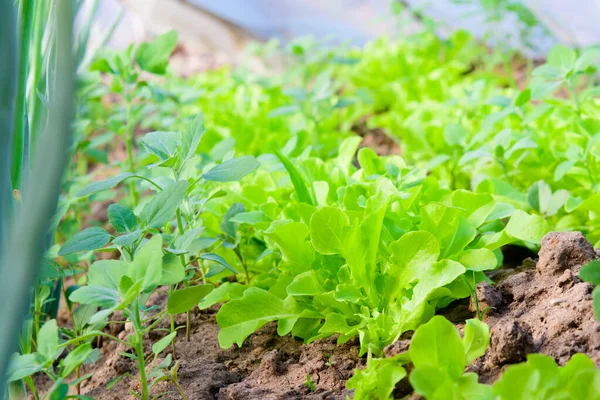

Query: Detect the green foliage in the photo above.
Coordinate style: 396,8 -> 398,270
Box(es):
350,316 -> 599,400
11,6 -> 600,399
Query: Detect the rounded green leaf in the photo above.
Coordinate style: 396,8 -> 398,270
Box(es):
410,316 -> 466,379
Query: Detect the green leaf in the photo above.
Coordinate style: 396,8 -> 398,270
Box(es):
309,207 -> 349,255
203,156 -> 259,182
554,161 -> 574,181
493,362 -> 539,399
389,231 -> 440,282
547,44 -> 577,71
216,287 -> 306,348
459,248 -> 498,271
462,319 -> 490,364
112,229 -> 143,247
198,282 -> 246,310
140,131 -> 180,161
140,181 -> 188,228
158,253 -> 185,286
167,285 -> 213,315
152,332 -> 177,355
275,151 -> 315,205
7,353 -> 46,382
77,172 -> 134,197
199,253 -> 238,274
575,48 -> 600,71
61,344 -> 92,378
593,287 -> 600,321
443,123 -> 467,147
579,260 -> 600,285
129,235 -> 163,291
505,210 -> 549,243
58,227 -> 111,256
107,204 -> 137,233
229,211 -> 267,225
409,365 -> 453,399
346,354 -> 407,400
410,316 -> 466,379
69,286 -> 120,309
286,270 -> 325,296
220,203 -> 245,238
87,260 -> 128,290
527,181 -> 570,217
264,221 -> 314,273
134,30 -> 178,74
420,203 -> 476,257
37,319 -> 59,361
267,105 -> 300,118
180,114 -> 205,162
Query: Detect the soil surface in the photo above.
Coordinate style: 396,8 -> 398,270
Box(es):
77,295 -> 361,400
469,231 -> 600,383
38,232 -> 600,399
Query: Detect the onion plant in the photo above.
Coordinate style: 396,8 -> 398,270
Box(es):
0,0 -> 74,396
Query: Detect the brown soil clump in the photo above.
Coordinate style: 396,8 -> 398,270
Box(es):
470,231 -> 600,383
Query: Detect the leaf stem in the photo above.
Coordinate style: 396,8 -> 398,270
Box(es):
133,302 -> 149,400
124,90 -> 138,205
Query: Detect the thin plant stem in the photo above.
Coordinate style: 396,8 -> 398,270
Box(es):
172,375 -> 188,400
124,92 -> 138,205
133,302 -> 149,400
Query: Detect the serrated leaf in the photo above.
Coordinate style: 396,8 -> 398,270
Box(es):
140,131 -> 180,161
107,204 -> 137,233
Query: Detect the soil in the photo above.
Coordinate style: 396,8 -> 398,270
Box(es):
38,232 -> 600,399
351,116 -> 401,157
468,231 -> 600,383
75,293 -> 361,400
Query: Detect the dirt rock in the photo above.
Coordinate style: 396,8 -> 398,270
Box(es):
476,231 -> 600,382
469,282 -> 505,314
537,231 -> 597,276
488,319 -> 534,365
